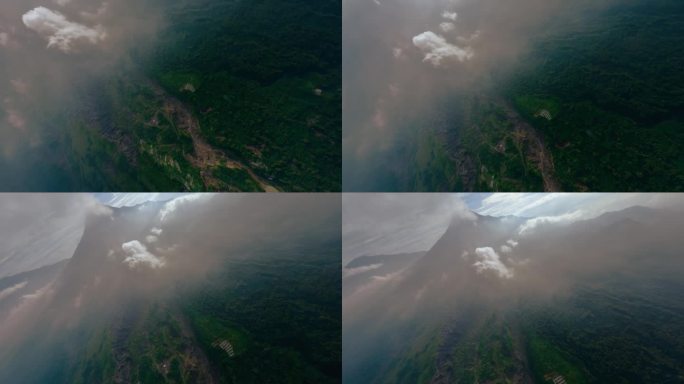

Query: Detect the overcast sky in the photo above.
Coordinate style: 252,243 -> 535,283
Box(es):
94,193 -> 187,208
0,193 -> 191,279
343,193 -> 684,262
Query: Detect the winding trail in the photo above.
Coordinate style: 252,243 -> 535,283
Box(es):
499,100 -> 561,192
147,80 -> 279,192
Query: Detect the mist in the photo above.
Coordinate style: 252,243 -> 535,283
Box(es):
343,0 -> 617,190
0,193 -> 108,279
0,0 -> 164,178
0,193 -> 341,380
343,193 -> 684,382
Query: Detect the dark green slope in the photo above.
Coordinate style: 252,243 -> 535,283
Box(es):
5,0 -> 341,192
0,200 -> 341,383
0,246 -> 341,384
506,0 -> 684,191
406,0 -> 684,192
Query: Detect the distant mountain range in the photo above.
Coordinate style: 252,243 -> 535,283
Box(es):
0,196 -> 341,383
344,205 -> 684,383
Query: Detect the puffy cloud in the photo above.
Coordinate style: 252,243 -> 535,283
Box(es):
150,227 -> 162,235
121,240 -> 165,269
145,235 -> 158,244
442,11 -> 458,21
500,245 -> 513,253
412,31 -> 473,67
439,22 -> 455,33
506,239 -> 519,247
473,247 -> 513,279
22,7 -> 106,52
0,281 -> 27,301
54,0 -> 72,6
159,194 -> 211,221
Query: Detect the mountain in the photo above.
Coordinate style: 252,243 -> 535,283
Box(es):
343,206 -> 684,383
0,0 -> 340,192
0,196 -> 341,383
343,252 -> 424,297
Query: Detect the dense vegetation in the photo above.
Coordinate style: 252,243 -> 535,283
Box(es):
404,0 -> 684,192
363,273 -> 684,383
506,0 -> 684,191
146,0 -> 341,191
9,0 -> 341,191
0,244 -> 341,383
181,246 -> 342,383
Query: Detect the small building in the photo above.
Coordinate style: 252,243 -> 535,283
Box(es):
212,339 -> 236,357
535,109 -> 553,121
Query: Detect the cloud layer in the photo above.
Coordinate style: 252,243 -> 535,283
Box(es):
121,240 -> 165,269
412,31 -> 473,66
22,7 -> 106,52
473,247 -> 513,278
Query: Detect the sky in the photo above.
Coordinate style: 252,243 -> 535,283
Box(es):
0,193 -> 340,279
0,193 -> 192,279
2,193 -> 681,278
343,193 -> 684,262
94,193 -> 188,208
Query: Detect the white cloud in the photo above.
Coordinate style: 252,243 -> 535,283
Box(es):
0,281 -> 27,301
442,11 -> 458,21
54,0 -> 72,6
21,285 -> 51,300
371,271 -> 402,282
412,31 -> 473,67
121,240 -> 165,269
145,235 -> 158,244
98,193 -> 163,207
22,7 -> 106,52
518,210 -> 585,236
506,239 -> 519,247
343,263 -> 383,278
477,193 -> 566,217
159,194 -> 210,221
150,227 -> 163,235
473,247 -> 513,279
439,22 -> 455,33
500,245 -> 513,253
